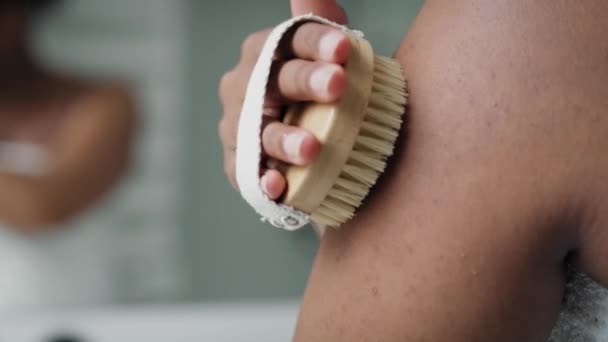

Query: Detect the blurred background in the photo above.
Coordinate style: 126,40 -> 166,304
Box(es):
0,0 -> 421,340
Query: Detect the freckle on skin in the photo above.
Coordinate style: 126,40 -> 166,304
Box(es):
404,243 -> 414,256
372,243 -> 381,255
372,286 -> 379,297
322,318 -> 331,332
468,94 -> 476,106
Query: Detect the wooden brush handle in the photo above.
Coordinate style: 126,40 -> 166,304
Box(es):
281,36 -> 375,214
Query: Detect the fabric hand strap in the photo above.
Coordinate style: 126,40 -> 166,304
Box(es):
235,14 -> 364,231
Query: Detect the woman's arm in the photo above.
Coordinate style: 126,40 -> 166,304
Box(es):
294,1 -> 595,339
295,137 -> 568,341
293,68 -> 568,340
217,0 -> 601,339
0,85 -> 136,230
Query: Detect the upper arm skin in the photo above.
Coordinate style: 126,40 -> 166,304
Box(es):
48,85 -> 137,221
295,111 -> 566,341
294,2 -> 593,340
0,85 -> 137,230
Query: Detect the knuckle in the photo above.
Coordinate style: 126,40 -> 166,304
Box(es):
295,23 -> 332,56
218,118 -> 231,144
223,158 -> 232,177
266,61 -> 283,94
262,123 -> 283,157
294,62 -> 314,95
304,24 -> 326,52
241,30 -> 267,57
219,69 -> 235,100
277,61 -> 304,98
224,158 -> 238,190
241,34 -> 255,55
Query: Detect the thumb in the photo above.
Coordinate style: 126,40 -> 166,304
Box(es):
290,0 -> 348,24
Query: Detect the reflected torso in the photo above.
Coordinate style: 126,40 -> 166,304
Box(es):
0,83 -> 119,310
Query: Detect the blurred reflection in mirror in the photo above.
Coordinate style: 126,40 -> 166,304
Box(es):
0,0 -> 186,309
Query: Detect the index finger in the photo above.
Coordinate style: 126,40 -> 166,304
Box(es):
290,23 -> 351,63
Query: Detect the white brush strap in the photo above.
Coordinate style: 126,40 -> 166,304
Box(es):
235,14 -> 364,230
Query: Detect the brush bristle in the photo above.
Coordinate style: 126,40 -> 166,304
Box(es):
311,55 -> 407,227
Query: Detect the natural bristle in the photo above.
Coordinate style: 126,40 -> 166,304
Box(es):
310,54 -> 407,227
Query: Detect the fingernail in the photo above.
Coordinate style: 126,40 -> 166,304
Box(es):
261,173 -> 270,194
319,31 -> 344,61
282,132 -> 306,161
310,65 -> 337,96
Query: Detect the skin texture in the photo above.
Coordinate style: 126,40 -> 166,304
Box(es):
296,1 -> 608,341
220,0 -> 608,340
0,7 -> 136,232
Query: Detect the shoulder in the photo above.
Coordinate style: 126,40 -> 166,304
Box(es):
63,80 -> 138,138
80,81 -> 137,122
50,78 -> 139,156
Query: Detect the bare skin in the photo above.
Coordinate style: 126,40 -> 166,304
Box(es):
219,0 -> 608,340
0,6 -> 136,231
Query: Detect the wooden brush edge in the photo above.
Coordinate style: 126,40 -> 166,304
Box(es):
281,35 -> 376,214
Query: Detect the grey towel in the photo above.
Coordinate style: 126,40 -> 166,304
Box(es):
549,268 -> 608,342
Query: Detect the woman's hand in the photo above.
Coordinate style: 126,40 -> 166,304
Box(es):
218,0 -> 349,199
